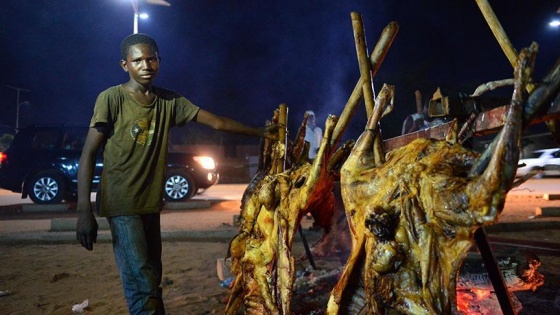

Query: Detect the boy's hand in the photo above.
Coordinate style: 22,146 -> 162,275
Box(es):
263,123 -> 283,141
76,208 -> 98,251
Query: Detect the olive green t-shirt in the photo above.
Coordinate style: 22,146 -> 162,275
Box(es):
90,85 -> 200,217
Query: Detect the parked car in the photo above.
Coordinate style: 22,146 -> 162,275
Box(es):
0,125 -> 219,204
516,148 -> 560,178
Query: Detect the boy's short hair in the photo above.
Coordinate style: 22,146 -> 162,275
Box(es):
120,33 -> 159,60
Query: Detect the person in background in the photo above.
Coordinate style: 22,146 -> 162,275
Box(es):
304,110 -> 323,161
76,33 -> 278,314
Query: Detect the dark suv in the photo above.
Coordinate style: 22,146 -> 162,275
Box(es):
0,125 -> 219,204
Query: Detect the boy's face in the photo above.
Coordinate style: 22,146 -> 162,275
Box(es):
120,43 -> 160,86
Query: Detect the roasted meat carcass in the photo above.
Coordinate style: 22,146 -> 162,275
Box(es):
226,112 -> 353,315
327,46 -> 537,314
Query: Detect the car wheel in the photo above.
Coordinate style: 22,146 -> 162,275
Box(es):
164,171 -> 196,202
27,171 -> 66,204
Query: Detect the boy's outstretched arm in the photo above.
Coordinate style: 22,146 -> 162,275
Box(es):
76,126 -> 106,251
194,108 -> 280,140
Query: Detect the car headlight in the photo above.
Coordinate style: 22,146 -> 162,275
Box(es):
193,156 -> 216,170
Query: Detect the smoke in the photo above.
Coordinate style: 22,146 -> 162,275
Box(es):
3,1 -> 558,140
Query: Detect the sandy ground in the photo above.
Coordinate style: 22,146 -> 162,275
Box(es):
0,241 -> 231,314
0,194 -> 559,314
0,237 -> 326,314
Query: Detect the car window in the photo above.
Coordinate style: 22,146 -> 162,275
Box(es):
31,130 -> 62,149
552,150 -> 560,159
0,133 -> 14,152
62,128 -> 87,150
527,151 -> 543,159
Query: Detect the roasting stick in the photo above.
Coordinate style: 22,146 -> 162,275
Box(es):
298,221 -> 317,270
276,103 -> 288,174
475,0 -> 560,146
474,0 -> 534,92
276,103 -> 317,269
352,12 -> 387,165
474,3 -> 518,314
387,2 -> 560,153
476,0 -> 560,175
473,0 -> 560,176
277,104 -> 317,270
474,0 -> 519,72
471,2 -> 526,314
331,20 -> 398,149
351,12 -> 375,119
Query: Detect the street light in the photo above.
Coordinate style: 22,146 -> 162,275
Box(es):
130,0 -> 171,34
551,6 -> 560,28
6,85 -> 31,130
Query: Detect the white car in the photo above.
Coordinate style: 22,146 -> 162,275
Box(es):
516,148 -> 560,177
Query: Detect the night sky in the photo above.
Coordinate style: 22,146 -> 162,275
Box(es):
2,0 -> 559,142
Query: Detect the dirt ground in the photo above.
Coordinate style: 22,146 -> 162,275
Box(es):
0,241 -> 234,314
0,195 -> 559,314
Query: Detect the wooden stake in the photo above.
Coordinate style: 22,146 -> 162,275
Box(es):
474,0 -> 534,92
277,103 -> 288,174
351,12 -> 376,118
474,0 -> 560,145
475,0 -> 518,69
415,90 -> 423,114
331,21 -> 399,148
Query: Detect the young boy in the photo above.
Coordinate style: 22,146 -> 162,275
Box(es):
76,33 -> 277,314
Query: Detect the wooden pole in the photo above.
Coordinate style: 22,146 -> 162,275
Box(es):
277,103 -> 288,174
475,228 -> 517,315
331,21 -> 399,148
415,90 -> 423,115
276,103 -> 316,269
351,12 -> 375,119
474,0 -> 518,69
474,0 -> 560,145
465,4 -> 524,313
474,0 -> 533,92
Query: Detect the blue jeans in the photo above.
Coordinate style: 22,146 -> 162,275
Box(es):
107,213 -> 165,315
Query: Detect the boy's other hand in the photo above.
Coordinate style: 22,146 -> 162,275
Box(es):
263,123 -> 283,141
76,209 -> 98,251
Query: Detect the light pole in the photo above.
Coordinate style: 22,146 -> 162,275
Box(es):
130,0 -> 171,34
131,0 -> 139,34
6,85 -> 31,130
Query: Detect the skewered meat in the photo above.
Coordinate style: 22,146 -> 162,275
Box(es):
327,46 -> 536,314
226,113 -> 353,315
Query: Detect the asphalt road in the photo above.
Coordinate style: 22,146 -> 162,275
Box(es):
0,184 -> 251,236
0,183 -> 248,207
2,178 -> 559,207
0,179 -> 559,241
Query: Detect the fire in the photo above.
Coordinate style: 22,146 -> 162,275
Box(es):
457,289 -> 494,315
473,289 -> 491,300
457,288 -> 522,314
456,290 -> 475,314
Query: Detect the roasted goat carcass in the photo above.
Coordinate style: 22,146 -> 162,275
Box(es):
225,112 -> 353,315
327,46 -> 537,314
